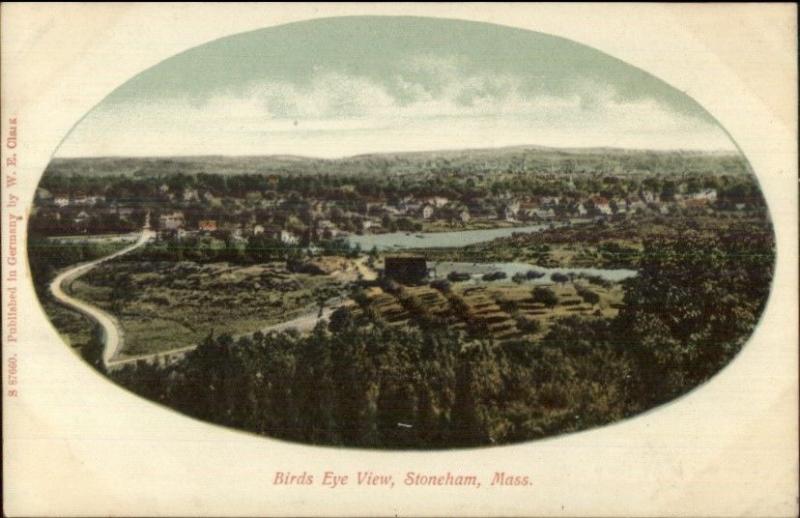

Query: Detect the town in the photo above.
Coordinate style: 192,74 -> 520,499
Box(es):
27,147 -> 773,449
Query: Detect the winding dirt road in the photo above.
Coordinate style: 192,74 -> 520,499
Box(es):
50,224 -> 155,368
51,219 -> 350,370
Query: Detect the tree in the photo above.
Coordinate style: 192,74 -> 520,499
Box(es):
532,286 -> 558,307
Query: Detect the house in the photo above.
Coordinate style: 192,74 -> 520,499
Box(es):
74,210 -> 91,224
361,219 -> 377,231
159,211 -> 185,230
575,203 -> 588,217
640,191 -> 658,204
384,255 -> 428,285
198,219 -> 217,232
590,196 -> 612,216
316,220 -> 342,239
458,208 -> 471,223
519,201 -> 544,220
426,196 -> 449,208
421,204 -> 435,219
159,184 -> 170,194
690,189 -> 717,203
501,201 -> 521,221
264,226 -> 299,245
532,208 -> 556,220
280,230 -> 300,245
54,196 -> 70,207
182,189 -> 199,202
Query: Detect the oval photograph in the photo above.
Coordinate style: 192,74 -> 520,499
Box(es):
29,17 -> 774,449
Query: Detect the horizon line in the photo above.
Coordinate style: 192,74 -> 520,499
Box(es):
52,143 -> 741,161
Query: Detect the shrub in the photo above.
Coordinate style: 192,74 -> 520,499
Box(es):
532,286 -> 558,307
430,279 -> 451,292
516,316 -> 541,333
576,286 -> 601,305
448,271 -> 471,282
482,271 -> 507,281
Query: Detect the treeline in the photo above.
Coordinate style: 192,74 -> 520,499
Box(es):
37,159 -> 765,208
110,219 -> 774,448
114,316 -> 637,448
126,234 -> 360,265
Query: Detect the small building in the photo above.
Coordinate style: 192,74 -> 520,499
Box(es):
691,188 -> 718,203
421,204 -> 435,219
640,191 -> 658,204
182,189 -> 199,202
532,208 -> 556,220
458,208 -> 471,223
384,255 -> 429,285
159,211 -> 185,230
361,219 -> 377,231
590,196 -> 612,216
426,196 -> 449,208
198,219 -> 217,232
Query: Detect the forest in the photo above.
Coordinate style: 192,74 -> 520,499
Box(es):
110,218 -> 774,448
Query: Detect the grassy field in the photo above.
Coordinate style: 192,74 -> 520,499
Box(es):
69,260 -> 344,356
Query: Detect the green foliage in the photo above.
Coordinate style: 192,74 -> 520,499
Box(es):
532,287 -> 558,307
615,221 -> 774,404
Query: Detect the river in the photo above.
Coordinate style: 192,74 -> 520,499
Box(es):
346,224 -> 552,251
345,222 -> 635,283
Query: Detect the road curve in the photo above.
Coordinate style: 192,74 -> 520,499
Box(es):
107,298 -> 352,369
50,226 -> 155,368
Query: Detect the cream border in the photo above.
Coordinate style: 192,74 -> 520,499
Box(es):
2,3 -> 797,517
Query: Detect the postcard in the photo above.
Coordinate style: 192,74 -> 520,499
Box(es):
2,3 -> 797,516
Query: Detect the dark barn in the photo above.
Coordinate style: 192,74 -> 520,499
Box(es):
384,255 -> 429,285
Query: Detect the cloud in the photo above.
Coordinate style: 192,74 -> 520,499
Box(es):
57,56 -> 735,157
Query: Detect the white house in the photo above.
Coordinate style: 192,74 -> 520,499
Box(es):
427,196 -> 449,208
590,197 -> 612,216
159,211 -> 185,230
281,230 -> 300,245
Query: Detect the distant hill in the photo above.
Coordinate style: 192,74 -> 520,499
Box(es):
46,145 -> 746,178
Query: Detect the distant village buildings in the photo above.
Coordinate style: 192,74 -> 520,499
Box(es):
159,211 -> 185,230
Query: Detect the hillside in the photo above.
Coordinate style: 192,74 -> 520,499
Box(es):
46,145 -> 747,179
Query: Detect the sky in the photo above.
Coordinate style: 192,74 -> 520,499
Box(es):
56,17 -> 736,158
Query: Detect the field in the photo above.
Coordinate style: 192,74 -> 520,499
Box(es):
67,260 -> 343,356
356,278 -> 624,342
